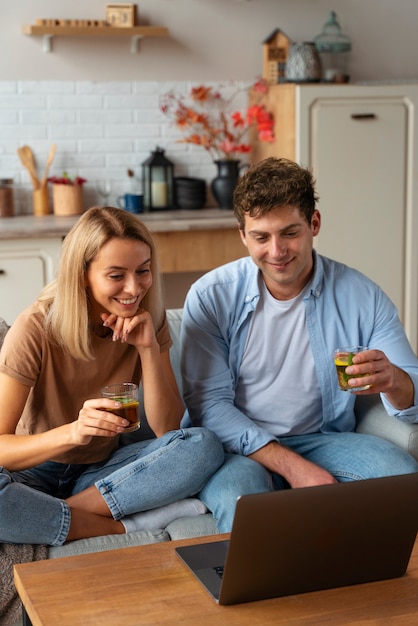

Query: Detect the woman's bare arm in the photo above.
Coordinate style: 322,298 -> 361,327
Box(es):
0,373 -> 129,471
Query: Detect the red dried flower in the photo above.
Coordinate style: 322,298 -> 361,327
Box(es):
160,79 -> 274,161
48,172 -> 87,186
190,86 -> 213,102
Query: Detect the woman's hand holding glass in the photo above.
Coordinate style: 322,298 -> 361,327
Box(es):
71,397 -> 131,446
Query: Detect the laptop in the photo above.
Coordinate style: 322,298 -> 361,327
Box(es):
175,473 -> 418,605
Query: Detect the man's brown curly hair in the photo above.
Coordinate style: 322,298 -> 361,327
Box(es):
233,157 -> 319,230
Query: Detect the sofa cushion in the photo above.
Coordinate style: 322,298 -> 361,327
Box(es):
0,317 -> 8,346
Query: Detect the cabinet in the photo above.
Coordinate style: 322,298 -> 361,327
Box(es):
0,238 -> 62,325
153,227 -> 247,309
251,83 -> 418,352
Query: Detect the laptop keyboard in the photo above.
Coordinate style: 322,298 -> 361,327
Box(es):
213,565 -> 224,579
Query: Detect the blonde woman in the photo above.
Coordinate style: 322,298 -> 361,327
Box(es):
0,206 -> 223,545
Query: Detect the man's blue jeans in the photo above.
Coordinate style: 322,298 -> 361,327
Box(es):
199,432 -> 418,533
0,427 -> 224,546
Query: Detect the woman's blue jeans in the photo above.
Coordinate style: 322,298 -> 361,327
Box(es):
0,427 -> 224,546
199,432 -> 418,533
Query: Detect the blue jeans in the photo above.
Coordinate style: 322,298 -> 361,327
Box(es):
200,432 -> 418,533
0,428 -> 224,546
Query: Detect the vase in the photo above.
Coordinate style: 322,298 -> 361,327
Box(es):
285,42 -> 322,83
211,160 -> 241,210
52,184 -> 84,216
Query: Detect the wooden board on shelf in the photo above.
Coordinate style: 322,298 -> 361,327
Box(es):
22,24 -> 168,37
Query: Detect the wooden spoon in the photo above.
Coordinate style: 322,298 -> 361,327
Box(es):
22,146 -> 38,179
17,146 -> 40,189
41,143 -> 57,187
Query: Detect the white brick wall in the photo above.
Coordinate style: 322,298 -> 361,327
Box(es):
0,80 -> 249,215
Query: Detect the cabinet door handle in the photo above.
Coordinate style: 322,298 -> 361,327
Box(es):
351,113 -> 377,120
0,269 -> 5,275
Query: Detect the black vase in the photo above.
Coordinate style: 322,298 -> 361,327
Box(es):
211,160 -> 240,210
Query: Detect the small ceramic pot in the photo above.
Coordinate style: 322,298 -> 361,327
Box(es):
285,42 -> 322,83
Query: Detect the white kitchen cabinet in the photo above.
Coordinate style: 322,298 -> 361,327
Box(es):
0,238 -> 62,325
251,83 -> 418,352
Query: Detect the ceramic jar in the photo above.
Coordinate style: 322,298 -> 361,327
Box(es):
0,179 -> 14,217
285,42 -> 322,83
211,160 -> 241,211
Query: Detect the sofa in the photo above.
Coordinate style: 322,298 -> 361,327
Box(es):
1,309 -> 418,560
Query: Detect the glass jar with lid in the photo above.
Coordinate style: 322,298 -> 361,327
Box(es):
313,11 -> 352,83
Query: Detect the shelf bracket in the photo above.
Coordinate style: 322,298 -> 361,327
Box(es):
42,34 -> 53,53
130,35 -> 144,54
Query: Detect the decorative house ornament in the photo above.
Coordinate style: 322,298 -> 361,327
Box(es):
313,11 -> 352,83
262,29 -> 292,84
106,3 -> 136,27
142,147 -> 174,211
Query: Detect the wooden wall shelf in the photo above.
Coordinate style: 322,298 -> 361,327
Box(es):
22,24 -> 169,54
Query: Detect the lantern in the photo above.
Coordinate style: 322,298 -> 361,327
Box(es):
142,147 -> 174,211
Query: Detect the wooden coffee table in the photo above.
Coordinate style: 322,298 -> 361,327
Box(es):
14,533 -> 418,625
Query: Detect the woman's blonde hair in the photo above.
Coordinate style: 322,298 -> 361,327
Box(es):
38,206 -> 164,361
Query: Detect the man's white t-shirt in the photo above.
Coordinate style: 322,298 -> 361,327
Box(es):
235,277 -> 323,436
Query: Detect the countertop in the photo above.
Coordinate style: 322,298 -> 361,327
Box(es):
0,209 -> 238,240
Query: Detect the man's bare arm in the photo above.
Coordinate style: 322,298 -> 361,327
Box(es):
249,441 -> 337,488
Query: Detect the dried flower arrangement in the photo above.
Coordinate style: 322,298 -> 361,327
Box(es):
160,79 -> 274,161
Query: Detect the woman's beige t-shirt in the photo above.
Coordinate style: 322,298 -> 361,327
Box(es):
0,303 -> 171,464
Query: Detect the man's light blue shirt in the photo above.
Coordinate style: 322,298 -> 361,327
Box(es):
181,252 -> 418,456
